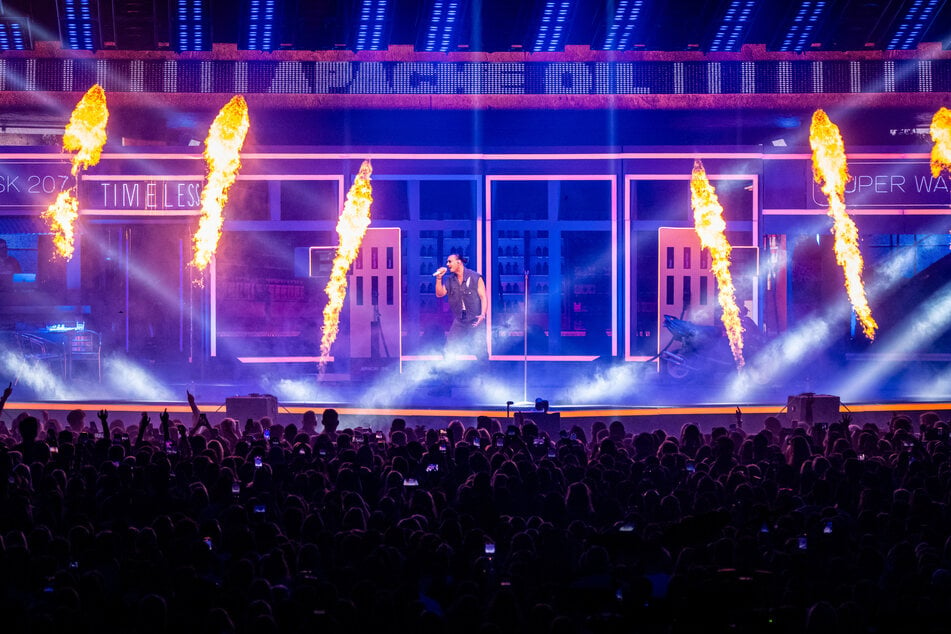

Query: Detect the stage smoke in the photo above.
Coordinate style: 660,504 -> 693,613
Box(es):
563,363 -> 645,404
267,377 -> 343,404
103,357 -> 175,401
834,280 -> 951,401
1,351 -> 77,400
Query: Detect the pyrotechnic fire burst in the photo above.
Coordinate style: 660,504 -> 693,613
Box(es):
690,160 -> 744,369
809,109 -> 877,340
43,191 -> 79,260
43,84 -> 109,259
320,160 -> 374,367
63,84 -> 109,177
191,96 -> 250,274
930,106 -> 951,178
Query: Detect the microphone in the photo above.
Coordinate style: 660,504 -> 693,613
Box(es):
432,267 -> 447,277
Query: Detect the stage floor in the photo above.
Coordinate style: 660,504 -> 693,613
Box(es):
3,356 -> 951,434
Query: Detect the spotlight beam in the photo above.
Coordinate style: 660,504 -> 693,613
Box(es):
835,279 -> 951,399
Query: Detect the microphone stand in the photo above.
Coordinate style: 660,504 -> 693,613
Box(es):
523,267 -> 529,404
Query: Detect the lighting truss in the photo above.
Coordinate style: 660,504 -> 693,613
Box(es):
531,0 -> 576,53
885,0 -> 945,50
420,0 -> 465,52
353,0 -> 392,51
771,0 -> 829,52
241,0 -> 281,51
706,0 -> 760,53
0,17 -> 32,50
599,0 -> 646,51
57,0 -> 100,51
171,0 -> 211,52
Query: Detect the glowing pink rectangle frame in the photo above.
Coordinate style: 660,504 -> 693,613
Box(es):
624,172 -> 759,362
485,173 -> 617,361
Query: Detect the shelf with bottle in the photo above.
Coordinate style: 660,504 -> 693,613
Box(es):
495,229 -> 527,258
416,230 -> 471,277
529,260 -> 550,275
496,246 -> 523,258
527,232 -> 550,259
417,231 -> 439,275
497,261 -> 531,276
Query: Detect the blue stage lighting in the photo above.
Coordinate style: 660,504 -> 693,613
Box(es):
531,0 -> 575,53
600,0 -> 646,51
243,0 -> 280,51
886,0 -> 944,51
707,0 -> 759,53
171,0 -> 211,52
422,0 -> 464,52
775,1 -> 829,53
354,0 -> 392,51
0,17 -> 32,51
58,0 -> 99,51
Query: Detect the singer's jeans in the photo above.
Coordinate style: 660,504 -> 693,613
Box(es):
448,314 -> 487,361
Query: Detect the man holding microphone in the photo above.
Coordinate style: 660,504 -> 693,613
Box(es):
434,253 -> 487,360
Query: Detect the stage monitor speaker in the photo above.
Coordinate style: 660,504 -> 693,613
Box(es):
515,411 -> 561,436
786,393 -> 840,425
226,394 -> 279,422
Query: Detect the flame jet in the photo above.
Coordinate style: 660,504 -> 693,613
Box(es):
809,109 -> 877,340
43,84 -> 109,259
930,106 -> 951,177
320,160 -> 373,367
190,96 -> 251,273
690,159 -> 744,368
928,107 -> 951,248
43,191 -> 80,260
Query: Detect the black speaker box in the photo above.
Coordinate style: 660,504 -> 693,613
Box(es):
787,393 -> 840,425
514,411 -> 561,436
226,394 -> 279,422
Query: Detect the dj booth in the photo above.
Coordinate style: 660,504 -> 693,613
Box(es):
0,291 -> 100,381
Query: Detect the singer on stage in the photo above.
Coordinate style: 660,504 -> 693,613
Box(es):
434,253 -> 487,360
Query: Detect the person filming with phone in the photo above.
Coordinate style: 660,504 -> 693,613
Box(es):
434,253 -> 487,360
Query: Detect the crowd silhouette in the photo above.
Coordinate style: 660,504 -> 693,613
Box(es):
1,381 -> 950,633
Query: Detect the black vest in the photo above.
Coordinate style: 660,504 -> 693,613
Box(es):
445,268 -> 482,319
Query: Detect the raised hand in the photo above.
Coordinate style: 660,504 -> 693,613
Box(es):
187,390 -> 200,414
160,409 -> 171,440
